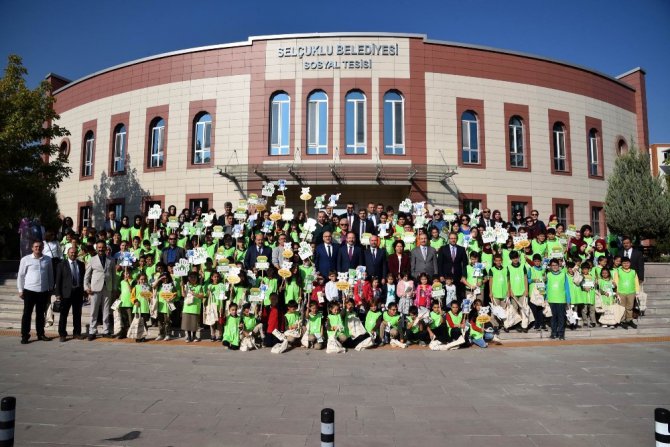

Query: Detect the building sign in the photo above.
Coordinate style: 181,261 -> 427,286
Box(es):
277,43 -> 400,70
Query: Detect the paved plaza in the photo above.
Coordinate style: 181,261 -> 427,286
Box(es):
0,337 -> 668,447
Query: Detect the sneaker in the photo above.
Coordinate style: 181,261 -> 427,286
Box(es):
155,335 -> 165,341
164,335 -> 171,341
589,323 -> 596,328
628,321 -> 638,329
541,326 -> 548,331
491,335 -> 502,345
194,338 -> 201,342
601,324 -> 609,328
186,338 -> 193,343
550,334 -> 557,340
558,336 -> 565,340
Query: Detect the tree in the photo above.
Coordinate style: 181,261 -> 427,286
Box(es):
604,142 -> 670,242
0,55 -> 71,252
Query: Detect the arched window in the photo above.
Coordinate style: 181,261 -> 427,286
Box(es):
193,113 -> 212,164
306,91 -> 328,155
58,140 -> 70,160
508,116 -> 524,168
617,138 -> 628,156
148,117 -> 165,168
82,131 -> 94,177
112,124 -> 126,173
384,91 -> 404,155
552,122 -> 567,171
461,111 -> 479,164
345,90 -> 366,154
588,128 -> 599,176
270,92 -> 290,155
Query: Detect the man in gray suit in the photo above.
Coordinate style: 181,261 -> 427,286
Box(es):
84,240 -> 116,340
411,233 -> 438,279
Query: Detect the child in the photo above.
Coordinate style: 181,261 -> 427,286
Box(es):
444,276 -> 457,307
397,271 -> 414,317
152,265 -> 176,341
415,273 -> 432,309
240,302 -> 264,347
488,254 -> 509,330
462,252 -> 483,301
527,254 -> 547,331
384,273 -> 397,308
207,272 -> 226,342
343,299 -> 374,350
117,270 -> 135,339
468,298 -> 500,348
546,259 -> 571,340
578,261 -> 597,328
304,301 -> 324,350
283,300 -> 302,346
507,251 -> 530,332
364,300 -> 383,343
426,299 -> 448,343
325,271 -> 340,304
131,273 -> 151,338
597,267 -> 616,328
326,301 -> 348,346
222,302 -> 241,350
380,302 -> 406,348
445,300 -> 466,346
262,293 -> 282,348
405,305 -> 430,346
613,257 -> 640,329
565,261 -> 582,330
182,271 -> 205,342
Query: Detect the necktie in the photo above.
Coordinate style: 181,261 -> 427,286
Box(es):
422,246 -> 427,260
372,249 -> 376,259
348,246 -> 353,260
111,221 -> 115,230
327,245 -> 331,258
360,222 -> 364,236
71,261 -> 78,287
100,256 -> 106,268
451,245 -> 455,261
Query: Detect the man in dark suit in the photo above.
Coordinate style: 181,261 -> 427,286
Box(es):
439,232 -> 468,300
410,233 -> 438,279
103,210 -> 122,232
353,209 -> 376,244
54,246 -> 86,341
244,233 -> 273,270
340,202 -> 357,229
478,208 -> 493,229
619,236 -> 646,314
160,234 -> 186,265
314,231 -> 339,279
362,235 -> 387,281
337,232 -> 362,274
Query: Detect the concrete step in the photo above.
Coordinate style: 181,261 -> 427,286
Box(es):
644,284 -> 670,293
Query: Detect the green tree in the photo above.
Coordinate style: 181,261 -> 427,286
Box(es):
0,55 -> 71,246
604,143 -> 670,242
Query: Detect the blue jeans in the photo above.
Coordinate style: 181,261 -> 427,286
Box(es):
549,302 -> 566,337
470,332 -> 494,348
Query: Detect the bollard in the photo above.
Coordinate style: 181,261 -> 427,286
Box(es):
657,408 -> 670,447
0,396 -> 16,447
320,407 -> 334,447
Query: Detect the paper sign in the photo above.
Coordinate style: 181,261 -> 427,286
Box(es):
277,179 -> 287,191
173,259 -> 190,277
473,262 -> 484,277
402,232 -> 416,245
328,193 -> 340,207
399,198 -> 412,214
261,183 -> 275,197
444,212 -> 457,223
167,217 -> 180,229
181,222 -> 193,236
303,218 -> 317,233
432,282 -> 445,298
378,223 -> 389,238
255,255 -> 270,270
212,225 -> 224,239
249,288 -> 263,302
482,228 -> 497,244
275,195 -> 286,207
513,233 -> 529,249
262,221 -> 274,233
412,201 -> 425,216
355,266 -> 366,280
298,242 -> 313,260
150,232 -> 162,247
281,207 -> 294,221
147,204 -> 162,220
234,212 -> 247,221
187,247 -> 208,265
566,225 -> 577,237
117,251 -> 136,267
360,233 -> 372,246
248,194 -> 259,205
314,194 -> 325,209
337,272 -> 349,282
495,228 -> 509,245
413,215 -> 426,229
232,224 -> 243,239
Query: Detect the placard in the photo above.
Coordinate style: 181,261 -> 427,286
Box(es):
482,228 -> 497,244
255,255 -> 270,270
187,247 -> 208,265
298,241 -> 313,260
261,183 -> 275,197
167,217 -> 180,229
328,193 -> 340,207
300,187 -> 312,201
249,288 -> 263,302
172,259 -> 190,277
402,232 -> 416,245
150,232 -> 162,247
314,194 -> 325,209
234,212 -> 247,221
212,225 -> 225,239
117,251 -> 136,267
147,204 -> 162,220
281,207 -> 294,221
360,232 -> 372,246
399,198 -> 412,214
432,282 -> 445,298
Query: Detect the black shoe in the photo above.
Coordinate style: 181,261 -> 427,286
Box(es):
76,335 -> 86,340
549,334 -> 557,339
117,335 -> 127,340
628,321 -> 638,329
102,334 -> 113,338
641,310 -> 645,317
559,336 -> 566,340
621,322 -> 629,330
37,335 -> 52,341
59,336 -> 67,342
20,338 -> 29,344
87,334 -> 96,341
522,328 -> 529,333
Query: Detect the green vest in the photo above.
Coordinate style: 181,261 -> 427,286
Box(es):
119,227 -> 131,243
156,282 -> 176,314
223,315 -> 240,346
365,310 -> 382,333
383,311 -> 401,329
285,311 -> 301,330
481,252 -> 493,271
208,283 -> 227,301
119,280 -> 133,307
531,240 -> 547,258
489,266 -> 508,300
183,284 -> 204,315
508,264 -> 526,297
307,312 -> 323,335
327,313 -> 345,338
429,311 -> 443,329
598,279 -> 615,306
133,285 -> 150,314
546,270 -> 567,304
284,282 -> 301,304
617,269 -> 637,294
242,314 -> 258,332
529,267 -> 546,295
233,286 -> 247,306
430,238 -> 445,251
580,274 -> 596,305
446,311 -> 463,336
130,227 -> 142,240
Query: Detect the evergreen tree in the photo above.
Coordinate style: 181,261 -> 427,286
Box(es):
0,55 -> 71,244
604,143 -> 670,242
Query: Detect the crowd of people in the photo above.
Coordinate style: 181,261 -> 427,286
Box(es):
16,194 -> 646,352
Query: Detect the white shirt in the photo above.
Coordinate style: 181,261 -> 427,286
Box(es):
17,253 -> 54,293
325,281 -> 339,301
43,240 -> 62,260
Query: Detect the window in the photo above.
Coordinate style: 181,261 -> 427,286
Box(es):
79,206 -> 91,231
511,201 -> 528,217
461,111 -> 479,164
108,202 -> 124,220
193,113 -> 212,164
345,90 -> 366,154
82,131 -> 94,177
461,199 -> 481,215
552,122 -> 567,172
306,91 -> 328,155
270,92 -> 290,156
509,116 -> 524,168
617,139 -> 628,156
588,129 -> 599,176
58,140 -> 70,159
112,124 -> 126,173
189,198 -> 209,214
384,91 -> 404,155
555,204 -> 569,227
149,118 -> 165,168
591,206 -> 603,236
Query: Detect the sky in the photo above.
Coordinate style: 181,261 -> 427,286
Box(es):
1,0 -> 668,143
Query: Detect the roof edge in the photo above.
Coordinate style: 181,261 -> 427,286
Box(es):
616,67 -> 646,79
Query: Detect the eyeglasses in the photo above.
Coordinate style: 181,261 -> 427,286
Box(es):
531,213 -> 539,216
168,238 -> 176,241
340,223 -> 348,227
483,211 -> 491,213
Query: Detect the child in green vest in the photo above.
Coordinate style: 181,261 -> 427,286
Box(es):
117,270 -> 135,339
577,261 -> 597,328
380,302 -> 406,348
326,301 -> 348,346
182,271 -> 205,343
546,259 -> 571,340
207,272 -> 226,342
507,251 -> 529,332
283,300 -> 302,346
304,301 -> 324,350
426,299 -> 448,343
527,254 -> 547,331
462,251 -> 483,301
152,264 -> 177,341
131,273 -> 151,341
444,300 -> 466,345
613,257 -> 639,329
222,302 -> 241,350
364,299 -> 383,344
596,267 -> 617,328
404,305 -> 430,346
239,302 -> 264,347
468,298 -> 500,348
488,253 -> 508,329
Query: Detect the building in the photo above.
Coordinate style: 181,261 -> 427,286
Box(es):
47,32 -> 649,236
650,144 -> 670,179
